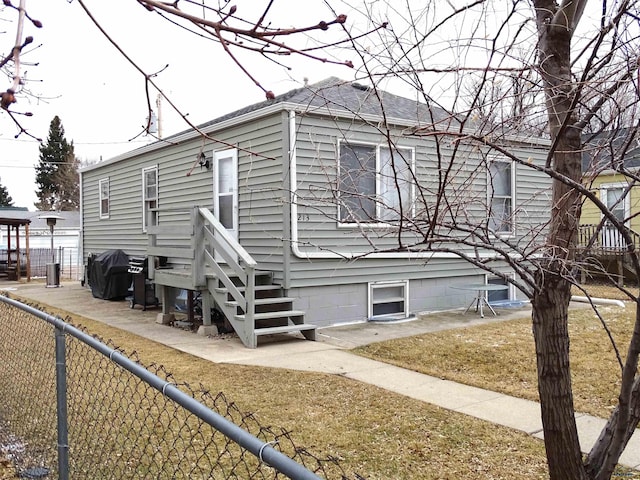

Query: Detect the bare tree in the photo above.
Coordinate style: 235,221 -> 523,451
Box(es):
1,0 -> 385,140
0,0 -> 42,139
291,1 -> 640,478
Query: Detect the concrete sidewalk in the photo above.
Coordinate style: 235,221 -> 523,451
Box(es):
4,280 -> 640,470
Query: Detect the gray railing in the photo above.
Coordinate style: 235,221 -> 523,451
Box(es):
196,207 -> 258,346
0,294 -> 350,479
147,206 -> 258,347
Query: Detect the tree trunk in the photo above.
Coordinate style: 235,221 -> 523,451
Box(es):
531,2 -> 589,475
531,274 -> 588,480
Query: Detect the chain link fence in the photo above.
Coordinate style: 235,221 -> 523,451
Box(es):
574,260 -> 639,302
0,294 -> 357,479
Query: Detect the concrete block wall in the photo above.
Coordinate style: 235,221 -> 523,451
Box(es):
289,284 -> 367,327
289,275 -> 491,328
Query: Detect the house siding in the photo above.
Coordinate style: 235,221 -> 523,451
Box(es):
81,112 -> 288,273
80,100 -> 550,326
581,173 -> 640,232
287,112 -> 551,290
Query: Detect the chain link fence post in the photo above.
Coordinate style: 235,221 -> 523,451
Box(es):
55,327 -> 69,480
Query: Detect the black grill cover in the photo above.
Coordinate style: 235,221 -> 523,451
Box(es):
89,249 -> 131,300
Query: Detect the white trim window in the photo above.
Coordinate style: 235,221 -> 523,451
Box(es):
142,166 -> 158,232
99,178 -> 109,219
368,280 -> 409,320
600,183 -> 630,249
338,142 -> 414,224
488,156 -> 515,234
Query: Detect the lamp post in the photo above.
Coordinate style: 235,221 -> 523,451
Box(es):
39,213 -> 63,288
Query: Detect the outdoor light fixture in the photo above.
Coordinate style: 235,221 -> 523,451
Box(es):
197,152 -> 210,170
38,213 -> 64,287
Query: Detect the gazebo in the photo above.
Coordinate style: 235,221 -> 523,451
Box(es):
0,209 -> 32,281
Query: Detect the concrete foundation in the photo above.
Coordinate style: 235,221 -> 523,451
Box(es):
197,325 -> 218,336
156,313 -> 175,325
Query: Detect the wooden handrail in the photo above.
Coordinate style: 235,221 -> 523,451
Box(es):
146,206 -> 258,339
197,208 -> 257,268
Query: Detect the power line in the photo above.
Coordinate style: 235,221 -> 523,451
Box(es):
0,137 -> 148,146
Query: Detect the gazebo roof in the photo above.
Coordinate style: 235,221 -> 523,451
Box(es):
0,209 -> 32,227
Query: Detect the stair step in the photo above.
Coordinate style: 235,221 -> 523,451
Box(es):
206,269 -> 273,279
235,310 -> 305,321
215,285 -> 281,294
225,297 -> 296,307
254,324 -> 317,337
207,270 -> 274,287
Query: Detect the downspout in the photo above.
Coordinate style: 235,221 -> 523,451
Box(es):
79,171 -> 85,280
288,110 -> 304,259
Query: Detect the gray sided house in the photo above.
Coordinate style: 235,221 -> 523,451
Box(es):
80,77 -> 551,348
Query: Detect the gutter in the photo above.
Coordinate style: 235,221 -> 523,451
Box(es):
78,171 -> 84,268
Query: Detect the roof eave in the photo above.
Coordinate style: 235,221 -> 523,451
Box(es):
80,100 -> 550,174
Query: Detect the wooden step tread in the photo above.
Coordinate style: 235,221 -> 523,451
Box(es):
254,324 -> 317,336
235,310 -> 305,321
206,270 -> 273,279
226,297 -> 296,307
215,285 -> 280,294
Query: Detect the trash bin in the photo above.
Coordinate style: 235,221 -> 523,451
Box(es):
46,263 -> 60,288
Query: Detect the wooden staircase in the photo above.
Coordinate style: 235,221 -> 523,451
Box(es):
209,271 -> 315,347
147,206 -> 316,348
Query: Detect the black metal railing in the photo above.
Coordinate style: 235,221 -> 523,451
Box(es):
0,247 -> 81,280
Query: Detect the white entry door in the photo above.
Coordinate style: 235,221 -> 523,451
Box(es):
213,149 -> 238,262
601,184 -> 629,250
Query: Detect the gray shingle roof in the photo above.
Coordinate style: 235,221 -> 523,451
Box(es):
582,129 -> 640,172
0,210 -> 80,230
197,77 -> 455,131
84,78 -> 458,169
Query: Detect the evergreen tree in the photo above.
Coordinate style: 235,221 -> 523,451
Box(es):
0,179 -> 13,207
35,116 -> 80,211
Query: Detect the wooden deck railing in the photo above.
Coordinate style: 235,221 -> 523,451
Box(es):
195,207 -> 257,333
577,224 -> 640,254
145,206 -> 258,346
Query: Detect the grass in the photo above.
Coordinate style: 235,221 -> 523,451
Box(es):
354,303 -> 637,420
571,282 -> 640,302
5,289 -> 639,478
1,294 -> 551,480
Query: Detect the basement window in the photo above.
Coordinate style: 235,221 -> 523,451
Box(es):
487,276 -> 511,305
368,281 -> 409,320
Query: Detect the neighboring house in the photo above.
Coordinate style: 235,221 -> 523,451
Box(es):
23,210 -> 81,250
580,129 -> 640,283
581,130 -> 640,234
0,210 -> 80,251
79,77 -> 551,347
0,209 -> 81,278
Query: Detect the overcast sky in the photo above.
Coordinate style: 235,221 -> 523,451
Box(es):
0,1 -> 613,211
0,0 -> 365,210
